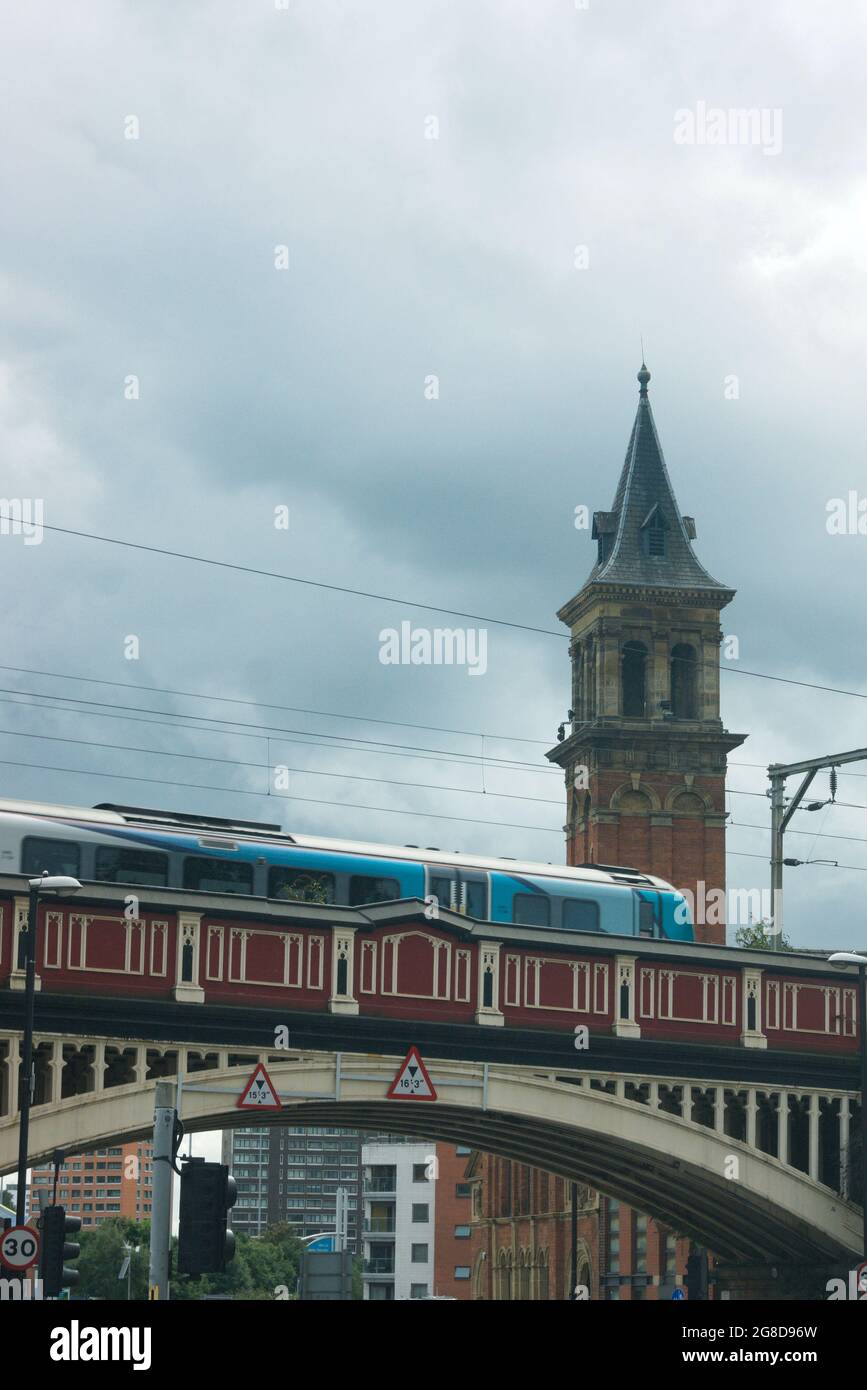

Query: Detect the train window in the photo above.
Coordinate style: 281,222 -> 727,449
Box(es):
562,899 -> 600,932
429,876 -> 455,910
22,837 -> 80,877
95,848 -> 169,887
268,867 -> 335,904
463,882 -> 487,919
183,857 -> 253,895
349,876 -> 400,906
513,894 -> 550,927
638,898 -> 658,937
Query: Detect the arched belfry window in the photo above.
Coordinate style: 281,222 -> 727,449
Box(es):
671,643 -> 697,718
622,641 -> 647,717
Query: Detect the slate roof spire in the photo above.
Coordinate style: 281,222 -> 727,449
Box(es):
586,363 -> 731,594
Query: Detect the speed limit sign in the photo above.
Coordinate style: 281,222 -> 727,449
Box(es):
0,1224 -> 40,1271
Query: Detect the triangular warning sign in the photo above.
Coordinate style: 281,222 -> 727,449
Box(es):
386,1047 -> 437,1101
236,1062 -> 282,1111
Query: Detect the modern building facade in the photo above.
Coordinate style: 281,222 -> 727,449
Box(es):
362,1139 -> 435,1300
28,1139 -> 153,1228
361,1139 -> 474,1300
223,1124 -> 363,1250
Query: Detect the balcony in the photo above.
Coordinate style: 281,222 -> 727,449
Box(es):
363,1258 -> 395,1277
363,1218 -> 396,1236
364,1179 -> 396,1197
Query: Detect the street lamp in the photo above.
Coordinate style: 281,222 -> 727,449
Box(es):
828,951 -> 867,1267
15,872 -> 81,1224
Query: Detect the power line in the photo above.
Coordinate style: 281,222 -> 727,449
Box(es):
0,694 -> 555,776
0,686 -> 555,774
0,664 -> 551,747
731,759 -> 867,781
726,849 -> 867,871
1,658 -> 866,790
0,757 -> 563,835
0,725 -> 564,806
23,531 -> 867,706
34,523 -> 565,637
4,748 -> 867,870
728,819 -> 867,846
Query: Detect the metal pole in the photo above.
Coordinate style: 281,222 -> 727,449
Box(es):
149,1081 -> 175,1301
861,963 -> 867,1264
569,1182 -> 578,1299
769,774 -> 785,953
15,884 -> 40,1224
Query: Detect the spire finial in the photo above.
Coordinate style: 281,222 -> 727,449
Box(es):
637,355 -> 651,397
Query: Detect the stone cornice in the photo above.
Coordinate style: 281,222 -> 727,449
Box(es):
557,581 -> 736,630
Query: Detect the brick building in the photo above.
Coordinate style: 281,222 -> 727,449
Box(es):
29,1139 -> 153,1228
547,361 -> 745,947
469,364 -> 740,1298
466,1154 -> 600,1300
431,1142 -> 474,1298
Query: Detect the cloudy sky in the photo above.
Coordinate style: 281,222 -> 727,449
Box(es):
2,0 -> 867,953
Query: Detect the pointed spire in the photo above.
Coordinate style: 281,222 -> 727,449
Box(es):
585,363 -> 732,594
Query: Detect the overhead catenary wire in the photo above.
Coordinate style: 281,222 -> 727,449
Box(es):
0,725 -> 566,806
2,751 -> 867,870
0,758 -> 563,835
18,529 -> 867,705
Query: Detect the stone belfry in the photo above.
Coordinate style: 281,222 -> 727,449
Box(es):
547,363 -> 746,945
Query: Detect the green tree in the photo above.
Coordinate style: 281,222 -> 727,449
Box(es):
170,1224 -> 303,1301
734,918 -> 793,951
76,1218 -> 150,1301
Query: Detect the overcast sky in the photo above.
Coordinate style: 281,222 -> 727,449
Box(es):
1,0 -> 867,956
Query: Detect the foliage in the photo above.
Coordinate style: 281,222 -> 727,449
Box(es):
170,1224 -> 304,1301
734,918 -> 793,952
73,1218 -> 304,1301
75,1218 -> 151,1301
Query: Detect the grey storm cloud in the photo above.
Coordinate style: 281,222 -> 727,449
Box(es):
0,0 -> 866,946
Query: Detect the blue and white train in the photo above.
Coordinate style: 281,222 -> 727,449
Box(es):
0,797 -> 694,941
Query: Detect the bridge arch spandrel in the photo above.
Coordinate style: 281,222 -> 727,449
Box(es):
1,1052 -> 859,1267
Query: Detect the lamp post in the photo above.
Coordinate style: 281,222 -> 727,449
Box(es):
15,872 -> 81,1225
828,951 -> 867,1265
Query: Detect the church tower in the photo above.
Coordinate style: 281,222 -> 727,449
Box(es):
547,363 -> 746,945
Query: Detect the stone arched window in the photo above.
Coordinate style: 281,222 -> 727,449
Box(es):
496,1250 -> 512,1301
473,1252 -> 487,1301
621,641 -> 647,717
671,643 -> 698,718
519,1250 -> 531,1300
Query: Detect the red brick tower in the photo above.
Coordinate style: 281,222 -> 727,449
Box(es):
547,363 -> 745,944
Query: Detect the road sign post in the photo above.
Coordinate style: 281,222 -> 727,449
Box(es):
0,1224 -> 40,1272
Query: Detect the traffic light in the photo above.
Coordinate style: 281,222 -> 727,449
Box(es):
177,1159 -> 237,1276
40,1204 -> 81,1298
685,1247 -> 709,1301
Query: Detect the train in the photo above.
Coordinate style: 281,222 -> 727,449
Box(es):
0,796 -> 694,941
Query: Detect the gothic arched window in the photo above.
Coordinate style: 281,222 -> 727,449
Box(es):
671,643 -> 697,718
622,641 -> 647,717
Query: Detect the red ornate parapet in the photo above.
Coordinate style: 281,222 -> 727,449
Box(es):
0,881 -> 859,1056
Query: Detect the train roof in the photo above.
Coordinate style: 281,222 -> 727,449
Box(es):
0,795 -> 675,891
